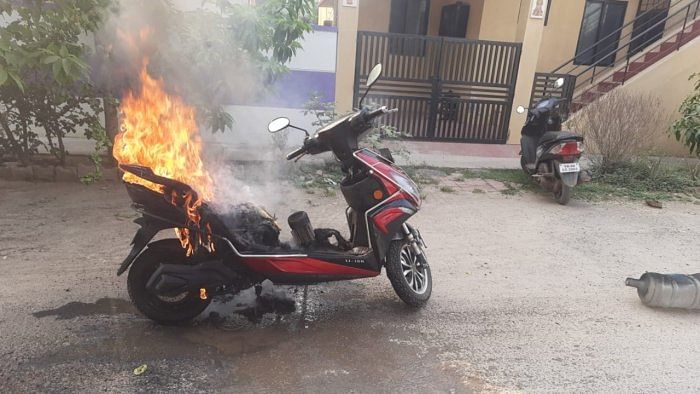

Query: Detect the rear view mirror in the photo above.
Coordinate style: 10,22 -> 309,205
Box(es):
516,106 -> 526,114
268,117 -> 290,133
554,77 -> 565,88
366,64 -> 383,88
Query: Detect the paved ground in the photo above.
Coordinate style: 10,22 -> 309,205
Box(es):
389,141 -> 521,169
1,179 -> 699,393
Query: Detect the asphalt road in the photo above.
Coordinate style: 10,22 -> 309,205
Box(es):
1,179 -> 698,393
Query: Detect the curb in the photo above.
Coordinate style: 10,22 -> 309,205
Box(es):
0,163 -> 119,183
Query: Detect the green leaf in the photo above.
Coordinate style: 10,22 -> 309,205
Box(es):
62,58 -> 71,76
0,68 -> 7,86
8,72 -> 23,93
59,45 -> 68,57
52,60 -> 62,79
42,55 -> 60,64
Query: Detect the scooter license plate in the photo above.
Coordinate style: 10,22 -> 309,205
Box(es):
559,163 -> 581,173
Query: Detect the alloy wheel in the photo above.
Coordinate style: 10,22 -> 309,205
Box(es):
400,244 -> 429,295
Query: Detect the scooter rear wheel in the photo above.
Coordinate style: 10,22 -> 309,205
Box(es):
386,239 -> 432,307
553,181 -> 571,205
127,239 -> 211,325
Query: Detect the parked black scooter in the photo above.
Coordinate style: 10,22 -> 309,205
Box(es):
517,79 -> 584,205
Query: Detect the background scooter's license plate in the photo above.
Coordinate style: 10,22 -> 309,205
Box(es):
559,163 -> 580,173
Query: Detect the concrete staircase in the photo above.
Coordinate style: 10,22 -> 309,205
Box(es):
571,18 -> 700,113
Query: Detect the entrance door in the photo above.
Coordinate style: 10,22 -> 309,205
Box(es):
574,0 -> 627,66
354,32 -> 522,143
629,0 -> 671,57
439,2 -> 470,38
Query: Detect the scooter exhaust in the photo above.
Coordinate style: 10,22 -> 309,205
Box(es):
626,272 -> 700,310
146,260 -> 245,296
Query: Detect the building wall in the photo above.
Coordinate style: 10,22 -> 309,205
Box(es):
478,0 -> 527,42
602,37 -> 700,156
358,0 -> 391,32
535,0 -> 641,72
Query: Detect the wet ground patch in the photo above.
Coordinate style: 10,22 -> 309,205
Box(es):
33,298 -> 136,320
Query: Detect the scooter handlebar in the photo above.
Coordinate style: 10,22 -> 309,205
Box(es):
350,106 -> 398,127
286,146 -> 306,161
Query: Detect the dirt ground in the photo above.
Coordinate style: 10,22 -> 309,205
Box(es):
1,179 -> 699,393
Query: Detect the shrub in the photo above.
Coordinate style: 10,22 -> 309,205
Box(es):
592,158 -> 698,194
671,73 -> 700,156
568,90 -> 665,172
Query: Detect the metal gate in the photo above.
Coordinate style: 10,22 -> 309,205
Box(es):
354,31 -> 521,143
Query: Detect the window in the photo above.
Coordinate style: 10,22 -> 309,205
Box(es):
389,0 -> 431,35
388,0 -> 431,56
574,0 -> 627,66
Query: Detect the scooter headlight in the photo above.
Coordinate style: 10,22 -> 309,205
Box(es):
390,172 -> 421,207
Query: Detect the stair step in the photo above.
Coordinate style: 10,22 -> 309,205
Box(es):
581,89 -> 603,102
570,17 -> 700,115
628,61 -> 650,73
597,81 -> 621,93
660,41 -> 678,52
570,102 -> 585,113
613,69 -> 640,83
679,23 -> 700,44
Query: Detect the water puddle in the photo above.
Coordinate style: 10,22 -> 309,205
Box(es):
204,281 -> 297,325
33,297 -> 135,319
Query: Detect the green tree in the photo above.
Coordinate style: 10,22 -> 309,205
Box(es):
95,0 -> 316,140
672,73 -> 700,156
0,0 -> 114,165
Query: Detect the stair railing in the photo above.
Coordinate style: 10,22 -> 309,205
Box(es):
530,0 -> 700,112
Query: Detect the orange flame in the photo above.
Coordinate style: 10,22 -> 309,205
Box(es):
113,60 -> 212,255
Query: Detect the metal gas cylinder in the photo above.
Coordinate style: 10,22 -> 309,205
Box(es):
625,272 -> 700,310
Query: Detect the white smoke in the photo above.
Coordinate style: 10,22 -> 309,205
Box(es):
100,0 -> 312,216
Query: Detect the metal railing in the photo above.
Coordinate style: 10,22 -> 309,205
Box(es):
532,0 -> 700,113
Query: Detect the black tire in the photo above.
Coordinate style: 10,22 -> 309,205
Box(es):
520,155 -> 530,174
127,239 -> 211,325
386,239 -> 432,307
553,181 -> 571,205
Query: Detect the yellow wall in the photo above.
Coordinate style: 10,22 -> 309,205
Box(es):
335,4 -> 360,113
609,37 -> 700,156
358,0 -> 390,32
478,0 -> 525,42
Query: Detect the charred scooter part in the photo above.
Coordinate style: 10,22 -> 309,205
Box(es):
288,211 -> 315,247
625,272 -> 700,309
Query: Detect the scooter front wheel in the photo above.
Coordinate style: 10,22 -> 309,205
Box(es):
127,239 -> 211,325
386,239 -> 432,307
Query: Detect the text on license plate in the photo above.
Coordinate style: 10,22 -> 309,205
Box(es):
559,163 -> 581,173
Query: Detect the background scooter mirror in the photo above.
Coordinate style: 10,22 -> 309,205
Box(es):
554,77 -> 565,88
516,105 -> 526,114
366,64 -> 383,88
268,117 -> 291,133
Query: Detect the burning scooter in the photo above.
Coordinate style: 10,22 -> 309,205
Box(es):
114,64 -> 432,325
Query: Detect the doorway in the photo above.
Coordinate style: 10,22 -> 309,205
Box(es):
629,0 -> 671,57
438,1 -> 470,38
574,0 -> 628,66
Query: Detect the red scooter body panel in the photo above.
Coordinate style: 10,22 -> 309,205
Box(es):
232,149 -> 420,283
241,256 -> 379,278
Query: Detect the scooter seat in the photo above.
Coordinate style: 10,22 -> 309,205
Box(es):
538,131 -> 583,146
